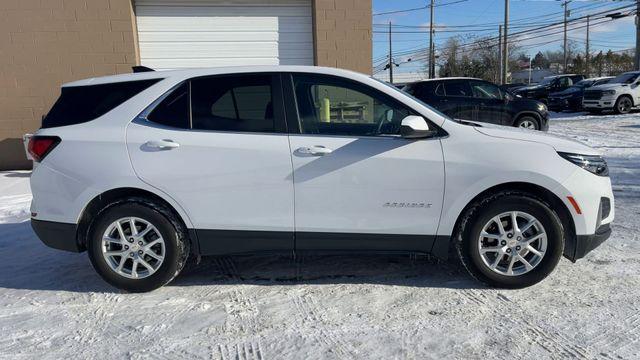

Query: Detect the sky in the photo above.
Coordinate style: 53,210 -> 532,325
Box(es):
372,0 -> 637,75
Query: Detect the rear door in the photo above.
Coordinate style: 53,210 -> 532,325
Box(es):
284,73 -> 445,251
126,73 -> 295,255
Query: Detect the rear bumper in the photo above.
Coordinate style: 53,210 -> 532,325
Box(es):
31,219 -> 82,252
565,224 -> 612,261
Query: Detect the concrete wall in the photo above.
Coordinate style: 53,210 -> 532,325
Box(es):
313,0 -> 372,75
0,0 -> 138,170
0,0 -> 372,170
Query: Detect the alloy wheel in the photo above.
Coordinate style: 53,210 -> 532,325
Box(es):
477,211 -> 547,276
618,98 -> 632,114
101,217 -> 165,279
518,120 -> 537,130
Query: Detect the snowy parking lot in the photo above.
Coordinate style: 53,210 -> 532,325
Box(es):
1,113 -> 639,359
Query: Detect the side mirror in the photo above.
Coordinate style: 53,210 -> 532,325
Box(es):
504,92 -> 513,103
400,116 -> 437,139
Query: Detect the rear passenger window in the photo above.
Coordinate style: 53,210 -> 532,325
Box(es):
147,82 -> 190,129
191,75 -> 274,133
42,79 -> 161,128
444,81 -> 472,97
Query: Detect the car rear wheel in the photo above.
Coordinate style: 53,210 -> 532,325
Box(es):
87,197 -> 189,292
514,116 -> 539,130
456,192 -> 564,288
614,96 -> 633,114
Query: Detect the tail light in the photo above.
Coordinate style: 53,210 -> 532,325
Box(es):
28,136 -> 61,162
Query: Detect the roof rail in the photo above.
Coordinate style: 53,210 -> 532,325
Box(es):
132,66 -> 155,73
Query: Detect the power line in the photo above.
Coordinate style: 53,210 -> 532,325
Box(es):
372,0 -> 469,16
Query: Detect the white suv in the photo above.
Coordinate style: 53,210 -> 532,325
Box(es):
27,66 -> 614,292
583,71 -> 640,114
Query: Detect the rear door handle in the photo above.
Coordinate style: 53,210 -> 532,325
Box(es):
296,145 -> 333,156
145,139 -> 180,150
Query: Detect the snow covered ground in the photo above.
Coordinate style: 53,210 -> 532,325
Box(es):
1,113 -> 639,359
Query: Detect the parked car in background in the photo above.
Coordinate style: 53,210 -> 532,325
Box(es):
583,71 -> 640,114
403,78 -> 549,130
548,77 -> 613,112
27,66 -> 613,292
514,74 -> 585,104
500,83 -> 527,94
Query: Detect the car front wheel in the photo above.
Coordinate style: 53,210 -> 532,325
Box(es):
614,96 -> 633,114
87,197 -> 189,292
514,116 -> 539,130
456,192 -> 564,288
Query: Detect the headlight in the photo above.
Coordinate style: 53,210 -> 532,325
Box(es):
603,90 -> 616,95
558,152 -> 609,176
538,103 -> 548,111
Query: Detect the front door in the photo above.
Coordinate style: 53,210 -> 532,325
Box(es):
127,73 -> 294,255
470,80 -> 510,125
441,80 -> 479,121
284,73 -> 445,251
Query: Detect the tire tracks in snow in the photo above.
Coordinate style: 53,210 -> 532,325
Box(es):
215,338 -> 264,360
585,310 -> 640,356
459,289 -> 591,358
290,292 -> 359,359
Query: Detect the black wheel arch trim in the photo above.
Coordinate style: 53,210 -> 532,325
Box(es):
444,181 -> 576,262
514,111 -> 543,125
76,187 -> 197,254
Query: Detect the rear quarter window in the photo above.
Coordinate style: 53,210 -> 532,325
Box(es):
42,79 -> 161,128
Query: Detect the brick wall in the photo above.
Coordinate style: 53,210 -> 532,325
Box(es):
313,0 -> 372,75
0,0 -> 138,170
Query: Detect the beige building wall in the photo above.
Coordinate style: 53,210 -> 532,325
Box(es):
0,0 -> 372,170
0,0 -> 138,170
313,0 -> 372,75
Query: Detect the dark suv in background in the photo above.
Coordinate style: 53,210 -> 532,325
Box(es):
403,78 -> 549,131
513,74 -> 585,104
548,77 -> 613,112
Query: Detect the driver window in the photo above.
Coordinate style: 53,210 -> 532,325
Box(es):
292,74 -> 412,136
558,77 -> 572,87
471,81 -> 502,99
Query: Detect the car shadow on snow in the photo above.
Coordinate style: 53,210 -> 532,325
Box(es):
172,253 -> 482,290
0,221 -> 482,293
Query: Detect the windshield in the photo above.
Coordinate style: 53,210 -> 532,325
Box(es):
611,72 -> 640,84
372,78 -> 456,122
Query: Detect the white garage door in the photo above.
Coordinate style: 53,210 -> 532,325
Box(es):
135,0 -> 314,70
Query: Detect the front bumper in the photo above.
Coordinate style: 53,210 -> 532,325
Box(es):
31,219 -> 82,252
564,224 -> 612,261
583,97 -> 615,109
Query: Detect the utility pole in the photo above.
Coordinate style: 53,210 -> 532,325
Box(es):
563,1 -> 570,73
498,25 -> 503,83
388,21 -> 393,84
502,0 -> 509,84
635,0 -> 640,70
429,0 -> 435,78
586,15 -> 590,77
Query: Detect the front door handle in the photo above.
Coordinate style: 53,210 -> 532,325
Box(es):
145,139 -> 180,150
296,145 -> 333,156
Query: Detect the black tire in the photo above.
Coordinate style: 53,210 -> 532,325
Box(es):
455,192 -> 564,288
514,116 -> 540,130
614,96 -> 633,115
87,197 -> 189,292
